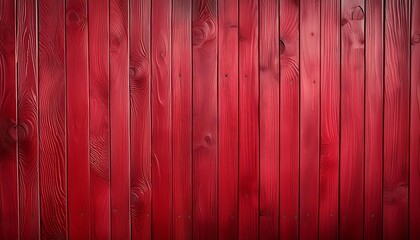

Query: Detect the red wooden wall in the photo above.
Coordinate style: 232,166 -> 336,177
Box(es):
0,0 -> 419,239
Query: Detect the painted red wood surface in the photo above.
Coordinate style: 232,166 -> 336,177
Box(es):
0,0 -> 419,239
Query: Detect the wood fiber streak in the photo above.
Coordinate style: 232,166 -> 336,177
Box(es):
238,0 -> 259,239
66,0 -> 90,238
130,0 -> 151,239
340,1 -> 365,239
319,0 -> 339,238
0,0 -> 18,238
410,1 -> 420,239
88,0 -> 110,238
192,0 -> 218,239
38,0 -> 67,238
279,0 -> 299,238
365,0 -> 383,239
218,0 -> 238,239
384,1 -> 410,239
109,0 -> 130,237
172,0 -> 192,239
17,0 -> 39,237
259,0 -> 279,238
299,0 -> 320,238
151,0 -> 173,238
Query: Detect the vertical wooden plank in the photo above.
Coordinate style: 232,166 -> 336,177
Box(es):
319,0 -> 340,238
410,1 -> 420,239
383,1 -> 410,239
218,0 -> 238,238
192,0 -> 218,238
365,0 -> 384,239
299,0 -> 320,238
66,0 -> 90,238
109,0 -> 130,237
279,0 -> 299,238
151,0 -> 172,238
17,0 -> 39,237
238,0 -> 259,238
38,0 -> 67,238
259,0 -> 279,238
130,0 -> 151,239
88,0 -> 110,238
172,0 -> 193,239
0,0 -> 18,238
340,0 -> 365,239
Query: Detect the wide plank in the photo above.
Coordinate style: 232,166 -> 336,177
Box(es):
383,1 -> 410,239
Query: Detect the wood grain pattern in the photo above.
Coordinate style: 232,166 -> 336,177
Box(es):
38,0 -> 67,238
365,0 -> 384,239
109,0 -> 130,237
279,0 -> 299,238
172,0 -> 193,239
130,0 -> 151,239
218,0 -> 238,239
88,0 -> 111,238
383,1 -> 410,239
319,0 -> 339,238
17,0 -> 39,238
299,0 -> 320,238
151,0 -> 173,238
410,1 -> 420,239
66,0 -> 90,238
238,0 -> 259,238
259,0 -> 279,238
0,0 -> 18,238
192,0 -> 218,238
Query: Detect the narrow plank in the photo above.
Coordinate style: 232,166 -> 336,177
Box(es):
88,0 -> 110,238
383,1 -> 410,239
109,0 -> 130,237
38,0 -> 67,238
238,0 -> 259,238
151,0 -> 172,238
279,0 -> 299,238
259,0 -> 279,238
365,0 -> 384,239
66,0 -> 90,238
410,1 -> 420,239
218,0 -> 238,238
17,0 -> 39,237
299,0 -> 320,238
172,0 -> 193,238
340,1 -> 365,239
319,0 -> 340,238
130,0 -> 151,239
192,0 -> 218,238
0,0 -> 18,238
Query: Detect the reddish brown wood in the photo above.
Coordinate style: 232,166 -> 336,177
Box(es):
109,0 -> 130,237
410,1 -> 420,239
130,0 -> 152,239
299,0 -> 320,238
151,0 -> 173,238
66,0 -> 90,238
259,0 -> 279,238
319,0 -> 339,238
38,0 -> 67,238
238,0 -> 259,238
384,1 -> 410,239
88,0 -> 111,238
172,0 -> 193,239
279,0 -> 299,238
218,0 -> 238,238
192,0 -> 218,238
365,0 -> 384,239
0,0 -> 18,238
